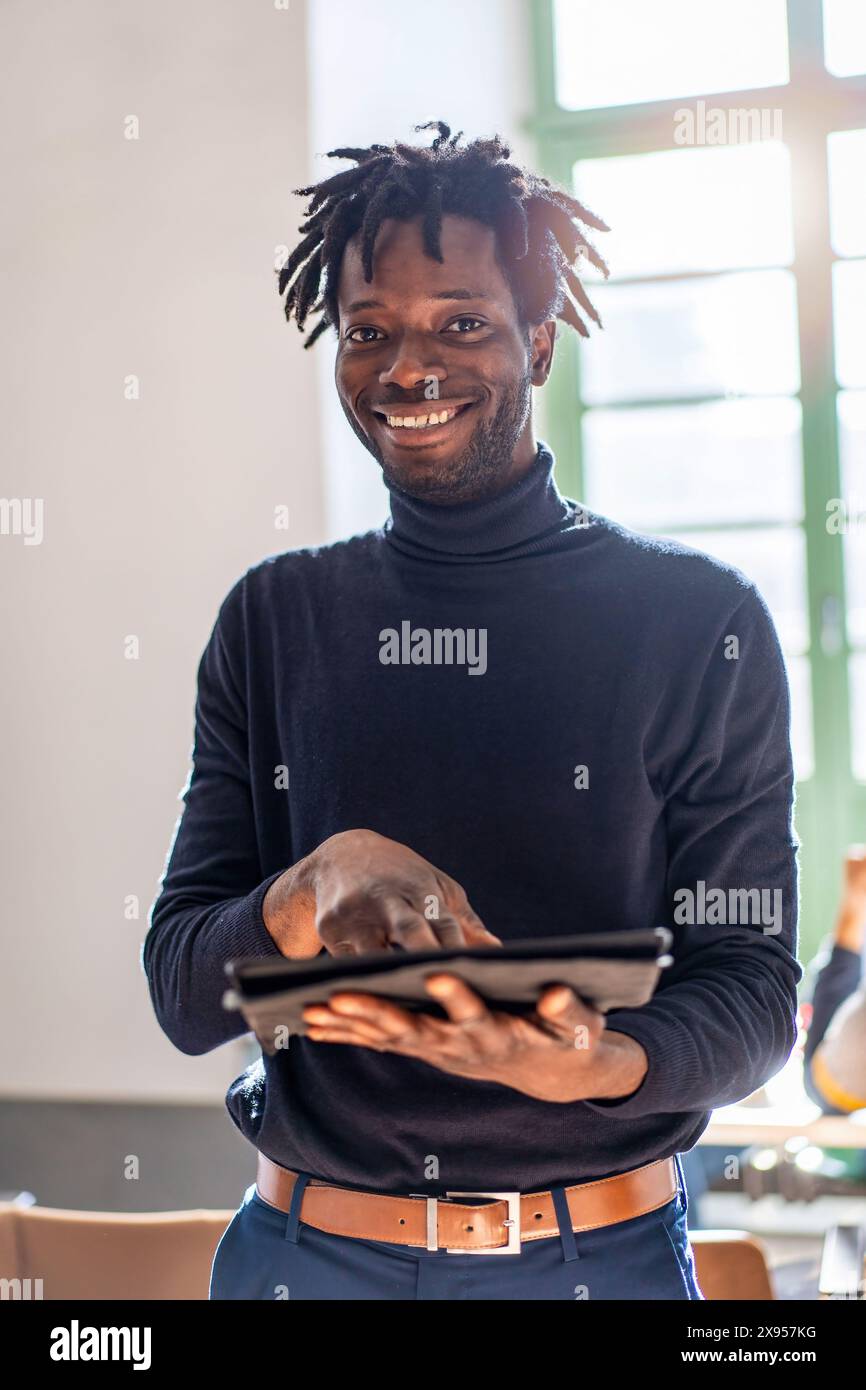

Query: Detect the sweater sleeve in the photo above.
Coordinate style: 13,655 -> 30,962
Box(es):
582,582 -> 802,1119
142,575 -> 284,1056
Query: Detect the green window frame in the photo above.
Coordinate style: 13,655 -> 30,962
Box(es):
529,0 -> 866,960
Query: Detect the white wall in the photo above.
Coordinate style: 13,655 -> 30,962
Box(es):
0,0 -> 535,1103
306,0 -> 538,539
0,0 -> 325,1100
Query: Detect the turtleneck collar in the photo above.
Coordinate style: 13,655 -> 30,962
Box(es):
383,441 -> 585,563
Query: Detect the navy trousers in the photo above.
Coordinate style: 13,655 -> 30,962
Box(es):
210,1155 -> 704,1300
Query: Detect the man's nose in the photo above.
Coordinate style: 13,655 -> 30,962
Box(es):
378,333 -> 447,392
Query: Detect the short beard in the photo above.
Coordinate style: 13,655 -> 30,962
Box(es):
344,371 -> 533,506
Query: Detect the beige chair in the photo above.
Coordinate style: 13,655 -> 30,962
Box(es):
690,1229 -> 775,1300
0,1202 -> 779,1301
0,1202 -> 234,1300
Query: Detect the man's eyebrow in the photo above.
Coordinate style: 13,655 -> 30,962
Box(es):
430,288 -> 490,302
344,288 -> 490,313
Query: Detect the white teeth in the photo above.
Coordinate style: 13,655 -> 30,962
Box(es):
385,407 -> 460,428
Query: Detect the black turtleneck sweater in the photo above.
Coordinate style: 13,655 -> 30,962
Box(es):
144,443 -> 801,1193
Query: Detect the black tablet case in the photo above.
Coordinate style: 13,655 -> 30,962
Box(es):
223,928 -> 673,1055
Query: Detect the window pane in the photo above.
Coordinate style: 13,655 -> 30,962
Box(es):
850,655 -> 866,781
844,525 -> 866,647
580,271 -> 800,405
553,0 -> 789,110
655,526 -> 809,654
824,0 -> 866,77
573,143 -> 794,280
583,398 -> 803,529
838,392 -> 866,645
787,655 -> 815,783
833,260 -> 866,387
828,130 -> 866,258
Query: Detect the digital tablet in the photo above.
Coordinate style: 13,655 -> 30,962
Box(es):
223,928 -> 673,1055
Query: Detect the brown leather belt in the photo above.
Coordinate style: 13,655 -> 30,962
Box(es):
255,1152 -> 678,1254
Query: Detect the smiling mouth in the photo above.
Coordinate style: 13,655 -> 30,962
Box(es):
370,400 -> 477,440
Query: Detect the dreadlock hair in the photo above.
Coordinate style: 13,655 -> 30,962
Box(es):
277,120 -> 610,349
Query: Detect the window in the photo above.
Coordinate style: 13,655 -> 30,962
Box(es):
532,0 -> 866,959
553,0 -> 789,110
823,0 -> 866,76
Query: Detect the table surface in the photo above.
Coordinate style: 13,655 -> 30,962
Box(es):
699,1104 -> 866,1148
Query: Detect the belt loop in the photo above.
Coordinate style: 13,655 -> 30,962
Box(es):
284,1172 -> 311,1244
551,1186 -> 579,1263
674,1153 -> 689,1217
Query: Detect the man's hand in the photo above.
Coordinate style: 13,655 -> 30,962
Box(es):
301,975 -> 648,1103
263,829 -> 500,958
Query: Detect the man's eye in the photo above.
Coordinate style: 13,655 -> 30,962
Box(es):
345,326 -> 384,343
445,316 -> 486,334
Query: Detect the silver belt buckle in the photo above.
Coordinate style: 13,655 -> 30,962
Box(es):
444,1190 -> 522,1254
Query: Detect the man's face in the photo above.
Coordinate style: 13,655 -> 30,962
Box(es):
334,214 -> 554,504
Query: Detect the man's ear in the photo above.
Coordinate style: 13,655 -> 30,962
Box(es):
529,320 -> 556,386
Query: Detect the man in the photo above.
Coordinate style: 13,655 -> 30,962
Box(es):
144,122 -> 801,1300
